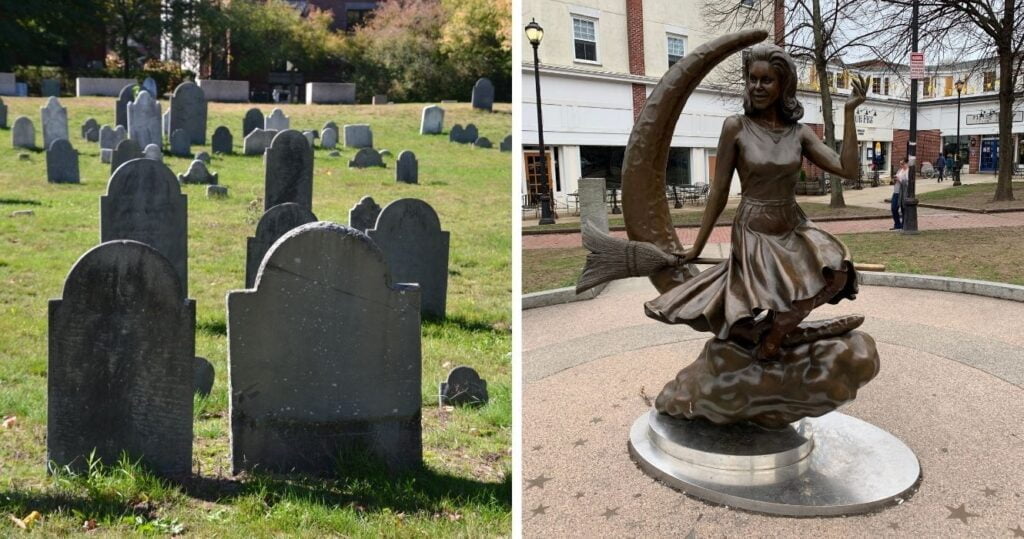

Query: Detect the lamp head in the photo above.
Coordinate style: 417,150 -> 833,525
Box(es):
525,18 -> 544,46
955,79 -> 965,93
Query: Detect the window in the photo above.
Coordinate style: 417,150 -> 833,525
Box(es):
944,76 -> 953,96
883,77 -> 890,95
580,146 -> 625,187
837,71 -> 849,89
572,16 -> 598,62
667,35 -> 686,67
983,71 -> 996,91
923,77 -> 933,97
871,77 -> 881,94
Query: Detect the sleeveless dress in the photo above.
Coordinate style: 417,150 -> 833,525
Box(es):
644,115 -> 858,340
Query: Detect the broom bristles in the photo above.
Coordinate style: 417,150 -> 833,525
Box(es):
576,222 -> 679,294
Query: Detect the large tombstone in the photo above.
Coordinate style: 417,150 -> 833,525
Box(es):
320,127 -> 338,149
265,108 -> 289,131
110,139 -> 143,174
169,81 -> 207,145
169,129 -> 191,157
12,116 -> 34,149
177,160 -> 218,185
343,124 -> 373,148
420,105 -> 444,135
244,203 -> 317,288
243,108 -> 263,136
48,240 -> 194,477
349,148 -> 385,168
0,97 -> 7,128
116,84 -> 134,128
367,199 -> 450,318
40,97 -> 69,150
46,139 -> 80,184
348,196 -> 381,232
100,159 -> 188,296
395,151 -> 418,184
211,126 -> 233,154
243,128 -> 278,156
228,222 -> 422,475
471,78 -> 495,112
264,130 -> 313,211
127,90 -> 162,149
449,123 -> 478,144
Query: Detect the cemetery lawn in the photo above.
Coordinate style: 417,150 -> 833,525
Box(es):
0,97 -> 512,535
917,181 -> 1024,211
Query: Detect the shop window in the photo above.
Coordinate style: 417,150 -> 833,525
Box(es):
923,77 -> 933,97
580,146 -> 625,187
983,71 -> 996,91
944,76 -> 953,96
826,72 -> 835,90
837,71 -> 849,89
871,77 -> 881,94
572,16 -> 598,63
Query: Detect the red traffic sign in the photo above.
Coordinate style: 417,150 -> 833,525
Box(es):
910,52 -> 925,79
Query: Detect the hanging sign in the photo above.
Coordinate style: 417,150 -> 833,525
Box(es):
910,52 -> 925,79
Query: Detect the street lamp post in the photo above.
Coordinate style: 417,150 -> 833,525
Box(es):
526,19 -> 556,225
954,79 -> 964,186
903,0 -> 920,234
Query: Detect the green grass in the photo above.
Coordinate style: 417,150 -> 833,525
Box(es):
917,181 -> 1024,210
0,97 -> 511,535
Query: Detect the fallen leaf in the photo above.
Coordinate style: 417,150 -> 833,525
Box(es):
1,416 -> 16,429
22,511 -> 40,526
83,519 -> 97,531
9,516 -> 25,529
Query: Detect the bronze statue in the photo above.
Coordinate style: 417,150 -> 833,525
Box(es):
578,29 -> 879,429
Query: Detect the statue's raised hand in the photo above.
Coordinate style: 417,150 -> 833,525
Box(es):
846,75 -> 868,110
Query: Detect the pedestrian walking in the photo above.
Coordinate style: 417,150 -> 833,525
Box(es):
891,159 -> 908,230
935,153 -> 946,182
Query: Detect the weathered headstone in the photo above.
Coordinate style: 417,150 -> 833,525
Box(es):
142,77 -> 158,98
0,97 -> 7,129
99,125 -> 117,149
211,126 -> 233,154
474,137 -> 492,149
471,78 -> 495,112
101,159 -> 188,295
194,151 -> 210,164
194,357 -> 214,397
169,81 -> 207,144
143,143 -> 163,162
207,185 -> 228,198
372,94 -> 388,105
265,108 -> 289,131
46,139 -> 80,184
348,196 -> 381,232
41,79 -> 60,97
349,148 -> 385,168
323,121 -> 338,133
12,116 -> 34,149
439,366 -> 489,406
41,96 -> 69,150
244,202 -> 317,288
110,139 -> 142,174
48,240 -> 194,477
228,222 -> 422,475
169,128 -> 191,157
116,84 -> 134,128
343,124 -> 373,148
449,123 -> 479,144
302,130 -> 316,147
264,130 -> 313,210
500,134 -> 512,152
320,127 -> 338,149
396,150 -> 418,184
579,177 -> 610,235
81,118 -> 99,140
243,108 -> 263,136
178,159 -> 218,185
367,199 -> 450,318
420,105 -> 444,135
243,128 -> 278,156
127,90 -> 162,149
100,125 -> 127,164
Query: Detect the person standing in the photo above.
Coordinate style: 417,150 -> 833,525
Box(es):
892,159 -> 908,230
934,153 -> 946,182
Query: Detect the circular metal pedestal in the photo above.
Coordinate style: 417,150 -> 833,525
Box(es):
628,409 -> 920,516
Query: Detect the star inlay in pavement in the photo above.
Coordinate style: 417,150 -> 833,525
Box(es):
945,503 -> 980,524
888,523 -> 899,530
981,487 -> 997,497
531,445 -> 543,451
574,492 -> 585,499
530,503 -> 549,516
573,439 -> 587,447
526,473 -> 553,490
590,417 -> 604,424
1011,524 -> 1024,537
601,507 -> 619,519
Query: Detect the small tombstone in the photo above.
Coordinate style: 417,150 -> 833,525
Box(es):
46,139 -> 80,184
396,151 -> 418,184
265,108 -> 289,131
243,128 -> 277,156
178,159 -> 218,185
41,97 -> 69,150
302,130 -> 316,147
320,127 -> 338,149
116,84 -> 134,128
143,143 -> 163,162
343,124 -> 373,148
12,117 -> 34,149
41,79 -> 60,97
264,130 -> 313,210
194,151 -> 211,164
207,185 -> 228,198
244,202 -> 317,288
347,196 -> 381,232
81,118 -> 99,139
439,366 -> 489,406
449,123 -> 479,144
142,77 -> 158,97
367,199 -> 450,318
349,148 -> 385,168
328,150 -> 340,157
110,139 -> 143,174
372,94 -> 388,105
228,222 -> 422,475
474,137 -> 492,149
101,159 -> 188,295
169,128 -> 191,157
420,105 -> 444,135
471,77 -> 495,112
323,121 -> 338,133
0,97 -> 8,129
379,149 -> 392,158
99,125 -> 116,149
100,149 -> 113,164
85,127 -> 98,143
169,81 -> 207,144
162,109 -> 170,137
243,108 -> 263,136
194,357 -> 214,397
48,240 -> 194,477
128,90 -> 162,149
211,126 -> 233,154
500,134 -> 512,152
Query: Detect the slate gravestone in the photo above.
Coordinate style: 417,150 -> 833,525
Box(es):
143,144 -> 162,162
212,126 -> 233,154
348,196 -> 381,232
420,105 -> 444,135
99,125 -> 117,149
116,84 -> 134,128
474,137 -> 492,149
243,128 -> 277,155
244,202 -> 317,288
396,151 -> 418,184
178,160 -> 218,185
48,240 -> 194,477
323,121 -> 338,133
12,117 -> 34,149
243,108 -> 263,136
110,139 -> 142,174
41,79 -> 60,97
228,222 -> 422,475
0,97 -> 7,128
100,126 -> 127,164
343,124 -> 373,148
169,129 -> 191,157
194,357 -> 214,397
81,118 -> 99,139
500,134 -> 511,152
207,185 -> 228,198
101,159 -> 188,296
439,366 -> 489,406
449,124 -> 478,144
471,78 -> 495,112
162,110 -> 170,137
46,139 -> 80,184
579,177 -> 610,235
41,97 -> 69,150
302,130 -> 316,147
265,108 -> 289,131
169,81 -> 207,144
320,127 -> 338,149
128,90 -> 162,149
194,151 -> 210,164
142,77 -> 158,97
85,127 -> 98,143
264,130 -> 313,211
367,199 -> 450,318
349,148 -> 384,168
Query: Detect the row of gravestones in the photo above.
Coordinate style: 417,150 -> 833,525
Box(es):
418,104 -> 511,151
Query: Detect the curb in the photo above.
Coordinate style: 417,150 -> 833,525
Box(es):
523,283 -> 605,309
917,203 -> 1024,214
523,213 -> 891,236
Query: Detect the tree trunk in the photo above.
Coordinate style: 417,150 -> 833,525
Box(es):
811,0 -> 845,207
994,3 -> 1015,201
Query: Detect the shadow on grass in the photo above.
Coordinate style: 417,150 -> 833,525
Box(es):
196,317 -> 227,336
0,198 -> 43,206
422,314 -> 509,334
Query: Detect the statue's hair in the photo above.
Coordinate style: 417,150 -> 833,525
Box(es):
743,43 -> 804,123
